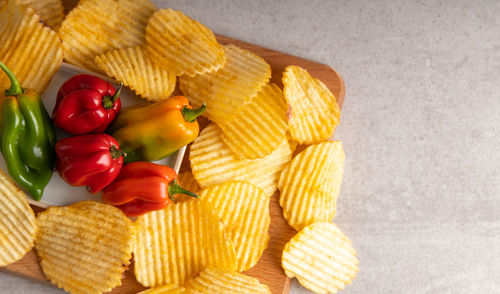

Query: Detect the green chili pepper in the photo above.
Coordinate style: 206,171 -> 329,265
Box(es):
0,61 -> 55,200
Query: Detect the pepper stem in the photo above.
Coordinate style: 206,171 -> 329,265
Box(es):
182,102 -> 206,123
102,82 -> 123,109
109,145 -> 126,160
0,61 -> 24,96
168,179 -> 199,203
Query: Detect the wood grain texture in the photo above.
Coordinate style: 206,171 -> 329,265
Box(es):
0,2 -> 345,294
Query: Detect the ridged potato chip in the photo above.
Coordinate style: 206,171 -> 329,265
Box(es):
15,0 -> 64,29
219,83 -> 288,159
59,0 -> 156,72
282,222 -> 358,294
0,169 -> 37,266
280,141 -> 344,196
35,201 -> 135,294
0,1 -> 62,93
190,123 -> 292,196
200,181 -> 270,271
138,284 -> 187,294
286,131 -> 299,154
187,267 -> 271,294
95,46 -> 176,101
180,44 -> 271,123
134,199 -> 237,287
279,141 -> 344,230
146,9 -> 225,76
283,65 -> 341,144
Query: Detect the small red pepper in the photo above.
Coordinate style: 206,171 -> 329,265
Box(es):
102,161 -> 198,216
55,134 -> 125,193
53,74 -> 122,134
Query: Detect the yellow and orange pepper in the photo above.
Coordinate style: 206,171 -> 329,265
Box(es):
108,96 -> 205,163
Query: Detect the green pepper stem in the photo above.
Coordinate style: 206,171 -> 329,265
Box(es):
102,82 -> 123,109
182,102 -> 206,123
168,179 -> 199,203
0,61 -> 24,96
109,145 -> 126,160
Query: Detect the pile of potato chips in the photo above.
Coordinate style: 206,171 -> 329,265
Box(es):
0,0 -> 63,93
0,0 -> 359,293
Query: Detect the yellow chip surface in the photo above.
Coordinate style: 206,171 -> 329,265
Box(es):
187,267 -> 271,294
279,141 -> 345,230
134,200 -> 237,287
59,0 -> 156,72
15,0 -> 64,29
138,284 -> 187,294
219,83 -> 288,159
95,46 -> 176,101
146,8 -> 225,76
282,222 -> 358,294
200,181 -> 270,271
190,123 -> 293,196
35,201 -> 135,294
0,1 -> 62,93
283,65 -> 341,144
0,169 -> 36,266
180,44 -> 271,123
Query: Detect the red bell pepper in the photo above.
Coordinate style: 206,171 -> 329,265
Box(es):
53,74 -> 122,134
102,161 -> 198,216
55,134 -> 125,193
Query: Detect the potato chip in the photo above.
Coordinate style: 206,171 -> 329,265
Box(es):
95,46 -> 176,101
279,141 -> 344,230
219,83 -> 288,159
138,284 -> 188,294
187,267 -> 271,294
15,0 -> 64,29
35,201 -> 135,294
190,123 -> 292,196
0,169 -> 36,266
287,131 -> 299,154
283,65 -> 341,144
0,1 -> 62,93
134,199 -> 237,287
200,181 -> 270,271
179,44 -> 271,123
282,222 -> 358,294
145,9 -> 225,77
59,0 -> 156,72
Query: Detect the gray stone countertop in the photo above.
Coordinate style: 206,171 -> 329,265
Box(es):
1,0 -> 499,293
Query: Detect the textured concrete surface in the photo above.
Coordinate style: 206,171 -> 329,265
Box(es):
2,0 -> 500,293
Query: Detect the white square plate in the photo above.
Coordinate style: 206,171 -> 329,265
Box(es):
0,63 -> 185,208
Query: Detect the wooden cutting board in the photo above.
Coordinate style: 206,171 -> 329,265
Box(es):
0,2 -> 345,294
